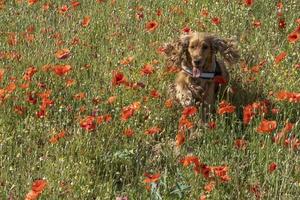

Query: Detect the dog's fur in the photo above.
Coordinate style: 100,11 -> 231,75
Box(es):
164,32 -> 240,119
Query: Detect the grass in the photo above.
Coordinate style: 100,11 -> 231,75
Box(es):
0,0 -> 299,199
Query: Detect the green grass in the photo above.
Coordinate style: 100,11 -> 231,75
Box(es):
0,0 -> 299,199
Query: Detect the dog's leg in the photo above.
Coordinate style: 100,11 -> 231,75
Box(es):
175,84 -> 193,106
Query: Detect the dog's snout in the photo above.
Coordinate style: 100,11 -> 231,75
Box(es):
193,59 -> 202,66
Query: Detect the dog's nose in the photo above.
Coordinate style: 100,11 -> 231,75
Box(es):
194,59 -> 202,66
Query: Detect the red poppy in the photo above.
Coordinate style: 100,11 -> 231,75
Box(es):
145,126 -> 161,135
252,20 -> 261,28
164,99 -> 173,108
49,131 -> 65,144
176,131 -> 185,146
287,31 -> 300,43
52,65 -> 72,76
182,106 -> 197,117
273,122 -> 294,144
182,26 -> 191,33
243,104 -> 254,125
257,119 -> 277,133
178,116 -> 193,130
7,32 -> 17,46
25,179 -> 47,200
73,92 -> 86,100
278,18 -> 286,29
207,121 -> 217,129
211,165 -> 230,182
249,184 -> 261,199
284,136 -> 300,150
150,89 -> 161,98
112,71 -> 127,86
55,48 -> 70,59
23,66 -> 37,81
274,52 -> 287,64
80,116 -> 96,131
180,155 -> 201,174
204,181 -> 215,193
140,64 -> 154,76
82,16 -> 91,27
200,9 -> 209,17
213,75 -> 227,84
0,68 -> 4,82
234,139 -> 247,150
107,96 -> 117,104
217,101 -> 236,115
211,17 -> 221,25
144,173 -> 160,183
120,106 -> 135,121
145,20 -> 159,32
71,0 -> 81,8
123,128 -> 134,137
120,56 -> 134,65
275,91 -> 300,103
244,0 -> 254,6
59,5 -> 69,14
28,0 -> 38,6
268,162 -> 277,173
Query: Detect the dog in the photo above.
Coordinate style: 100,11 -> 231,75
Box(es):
164,32 -> 240,120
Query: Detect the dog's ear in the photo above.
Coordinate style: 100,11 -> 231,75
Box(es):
179,33 -> 191,49
211,36 -> 240,65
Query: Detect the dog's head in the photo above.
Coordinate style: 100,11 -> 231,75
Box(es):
164,32 -> 240,77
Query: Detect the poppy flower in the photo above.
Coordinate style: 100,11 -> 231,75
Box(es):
112,71 -> 127,86
182,26 -> 191,33
164,99 -> 173,108
211,17 -> 221,25
200,9 -> 209,17
211,165 -> 230,182
176,131 -> 185,146
207,121 -> 217,129
182,106 -> 197,117
274,52 -> 287,64
244,0 -> 254,6
107,96 -> 117,104
0,68 -> 4,82
120,56 -> 134,65
284,136 -> 300,150
28,0 -> 38,6
273,122 -> 294,144
81,16 -> 91,27
140,64 -> 154,76
120,106 -> 135,121
217,101 -> 236,115
80,116 -> 96,131
249,184 -> 261,199
257,119 -> 277,133
268,162 -> 277,173
287,31 -> 300,43
59,5 -> 69,14
25,179 -> 47,200
234,139 -> 247,150
145,126 -> 161,135
7,32 -> 17,46
243,104 -> 254,125
252,20 -> 261,28
204,181 -> 215,193
278,18 -> 286,29
178,116 -> 193,130
123,128 -> 134,137
71,1 -> 81,8
23,66 -> 37,81
275,91 -> 300,103
49,131 -> 65,144
213,75 -> 227,84
180,155 -> 201,175
144,173 -> 160,183
199,194 -> 207,200
52,65 -> 72,76
73,92 -> 86,100
55,48 -> 70,59
150,89 -> 160,98
14,105 -> 26,115
145,20 -> 159,32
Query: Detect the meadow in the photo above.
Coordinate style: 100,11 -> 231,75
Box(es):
0,0 -> 299,199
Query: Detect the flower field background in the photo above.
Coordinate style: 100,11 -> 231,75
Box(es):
0,0 -> 299,199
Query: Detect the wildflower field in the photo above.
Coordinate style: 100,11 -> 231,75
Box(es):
0,0 -> 300,199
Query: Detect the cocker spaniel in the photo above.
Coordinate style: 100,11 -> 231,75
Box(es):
164,32 -> 240,120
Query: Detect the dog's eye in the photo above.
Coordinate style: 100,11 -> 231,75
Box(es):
202,44 -> 208,50
190,45 -> 195,49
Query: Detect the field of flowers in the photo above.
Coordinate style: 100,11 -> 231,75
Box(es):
0,0 -> 299,199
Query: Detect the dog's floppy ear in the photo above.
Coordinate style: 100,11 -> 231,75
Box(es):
163,33 -> 192,67
211,35 -> 240,65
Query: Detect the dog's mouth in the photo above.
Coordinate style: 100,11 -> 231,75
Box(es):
192,67 -> 201,78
